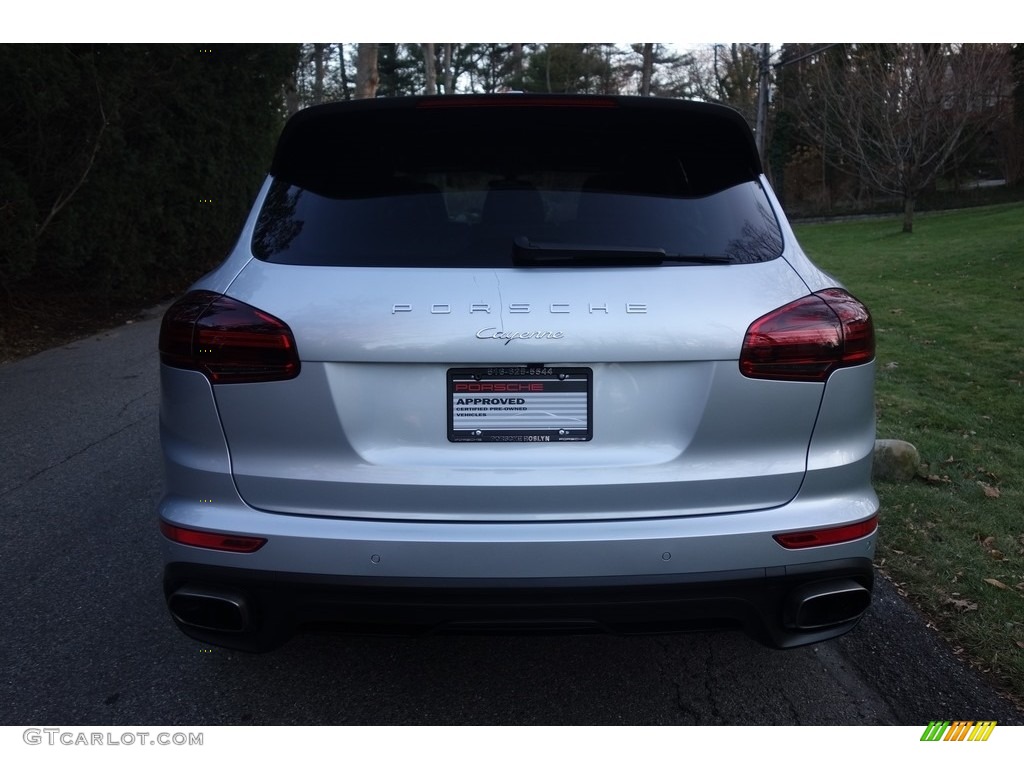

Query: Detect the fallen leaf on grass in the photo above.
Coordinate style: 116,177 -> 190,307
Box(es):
984,578 -> 1009,590
978,482 -> 1001,498
1015,641 -> 1024,650
976,536 -> 1005,560
944,597 -> 978,612
925,474 -> 951,484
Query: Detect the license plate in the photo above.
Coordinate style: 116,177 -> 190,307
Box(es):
448,367 -> 592,443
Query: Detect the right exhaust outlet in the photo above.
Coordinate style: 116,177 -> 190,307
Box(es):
786,579 -> 872,630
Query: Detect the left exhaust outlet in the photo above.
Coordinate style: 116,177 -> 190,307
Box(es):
169,587 -> 251,633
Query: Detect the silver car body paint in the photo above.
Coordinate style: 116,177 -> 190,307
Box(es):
161,223 -> 878,563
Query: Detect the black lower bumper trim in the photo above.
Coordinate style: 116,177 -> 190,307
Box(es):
163,558 -> 874,652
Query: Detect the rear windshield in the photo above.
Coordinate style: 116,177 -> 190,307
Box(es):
253,103 -> 783,267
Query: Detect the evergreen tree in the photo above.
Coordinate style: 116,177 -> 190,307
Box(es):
0,44 -> 299,300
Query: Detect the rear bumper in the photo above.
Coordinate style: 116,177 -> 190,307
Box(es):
163,557 -> 874,652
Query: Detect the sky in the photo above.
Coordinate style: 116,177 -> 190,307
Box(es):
3,1 -> 1012,42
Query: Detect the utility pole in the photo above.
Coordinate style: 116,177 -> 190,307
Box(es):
754,43 -> 771,162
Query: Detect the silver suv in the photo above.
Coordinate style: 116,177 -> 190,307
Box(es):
158,95 -> 878,651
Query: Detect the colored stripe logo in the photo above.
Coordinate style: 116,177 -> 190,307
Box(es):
920,721 -> 996,741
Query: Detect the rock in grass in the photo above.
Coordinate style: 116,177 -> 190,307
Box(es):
872,439 -> 920,482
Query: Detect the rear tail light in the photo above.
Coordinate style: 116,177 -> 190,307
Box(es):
160,521 -> 266,553
159,291 -> 300,384
773,516 -> 878,549
740,289 -> 874,382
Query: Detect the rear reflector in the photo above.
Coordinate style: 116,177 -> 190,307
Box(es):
159,291 -> 300,384
773,516 -> 878,549
740,289 -> 874,382
160,521 -> 266,553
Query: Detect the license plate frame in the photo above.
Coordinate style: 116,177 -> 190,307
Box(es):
447,366 -> 593,443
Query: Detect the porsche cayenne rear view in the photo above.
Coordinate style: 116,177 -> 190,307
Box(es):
158,95 -> 878,651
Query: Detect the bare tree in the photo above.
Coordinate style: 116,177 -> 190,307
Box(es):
355,43 -> 379,99
36,57 -> 108,242
796,43 -> 1010,232
713,44 -> 760,123
678,44 -> 761,126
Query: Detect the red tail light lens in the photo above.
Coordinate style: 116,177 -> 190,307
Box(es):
740,289 -> 874,382
160,521 -> 266,553
773,516 -> 878,549
159,290 -> 300,384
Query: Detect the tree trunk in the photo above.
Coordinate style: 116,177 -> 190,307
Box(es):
902,194 -> 915,234
511,43 -> 523,90
423,43 -> 437,95
441,44 -> 454,94
339,44 -> 351,101
312,43 -> 327,105
640,43 -> 653,96
283,69 -> 300,116
545,44 -> 552,93
355,44 -> 379,99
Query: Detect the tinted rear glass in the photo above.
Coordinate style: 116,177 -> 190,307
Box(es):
253,102 -> 783,267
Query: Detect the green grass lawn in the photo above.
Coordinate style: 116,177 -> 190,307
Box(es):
794,203 -> 1024,702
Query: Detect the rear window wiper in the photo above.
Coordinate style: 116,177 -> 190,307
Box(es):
512,237 -> 732,266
